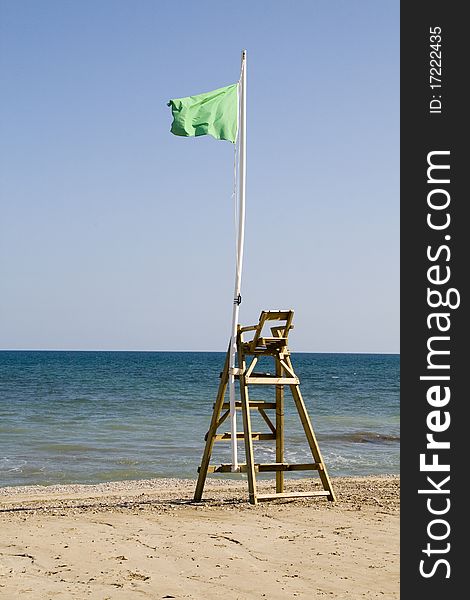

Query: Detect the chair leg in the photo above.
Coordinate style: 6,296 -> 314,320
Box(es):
275,356 -> 285,493
289,382 -> 336,501
239,374 -> 258,505
194,345 -> 230,502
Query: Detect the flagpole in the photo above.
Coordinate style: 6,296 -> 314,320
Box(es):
229,49 -> 247,471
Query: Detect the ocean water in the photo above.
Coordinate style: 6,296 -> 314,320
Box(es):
0,351 -> 399,487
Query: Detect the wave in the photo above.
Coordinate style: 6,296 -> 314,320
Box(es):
0,426 -> 29,433
33,443 -> 107,453
321,431 -> 400,444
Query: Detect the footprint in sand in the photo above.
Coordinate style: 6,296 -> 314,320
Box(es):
127,571 -> 150,581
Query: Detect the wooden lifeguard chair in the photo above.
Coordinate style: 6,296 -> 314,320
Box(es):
194,310 -> 336,504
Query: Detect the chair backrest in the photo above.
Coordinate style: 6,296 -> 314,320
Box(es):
249,310 -> 294,350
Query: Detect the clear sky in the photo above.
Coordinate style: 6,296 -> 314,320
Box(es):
0,0 -> 399,353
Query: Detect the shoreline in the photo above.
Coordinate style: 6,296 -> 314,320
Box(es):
0,475 -> 399,599
0,473 -> 399,505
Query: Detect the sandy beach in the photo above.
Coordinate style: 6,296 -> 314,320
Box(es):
0,475 -> 399,599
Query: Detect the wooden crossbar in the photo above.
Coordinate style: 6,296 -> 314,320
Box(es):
214,432 -> 276,441
201,462 -> 323,474
258,407 -> 276,434
257,491 -> 332,501
218,401 -> 277,410
245,376 -> 299,385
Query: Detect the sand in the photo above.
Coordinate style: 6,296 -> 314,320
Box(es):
0,475 -> 399,599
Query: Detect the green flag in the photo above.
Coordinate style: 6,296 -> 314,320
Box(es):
168,84 -> 238,143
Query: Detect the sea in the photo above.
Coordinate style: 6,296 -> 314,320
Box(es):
0,351 -> 399,487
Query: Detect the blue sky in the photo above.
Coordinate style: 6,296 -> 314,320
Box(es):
0,0 -> 399,352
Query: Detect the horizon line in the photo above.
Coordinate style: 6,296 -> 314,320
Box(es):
0,348 -> 400,355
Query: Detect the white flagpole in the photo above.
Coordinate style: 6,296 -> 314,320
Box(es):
229,49 -> 247,471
